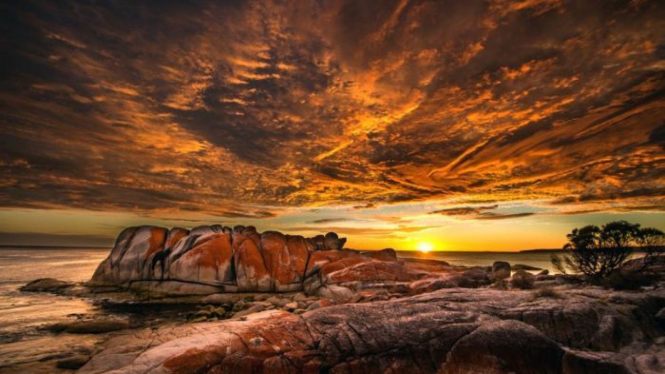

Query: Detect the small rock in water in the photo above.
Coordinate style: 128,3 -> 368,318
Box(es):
513,264 -> 542,271
20,278 -> 74,293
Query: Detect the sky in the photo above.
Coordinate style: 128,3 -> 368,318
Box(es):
0,0 -> 664,251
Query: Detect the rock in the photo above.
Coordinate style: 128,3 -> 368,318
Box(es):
489,279 -> 509,290
79,287 -> 665,374
491,261 -> 511,281
512,269 -> 535,289
232,300 -> 246,312
265,296 -> 289,307
317,285 -> 355,300
232,304 -> 265,318
536,274 -> 556,282
234,230 -> 271,292
321,259 -> 420,287
292,293 -> 309,302
89,225 -> 409,294
440,320 -> 564,374
562,350 -> 631,374
408,276 -> 457,295
306,299 -> 334,310
360,248 -> 398,261
201,293 -> 245,304
56,354 -> 90,370
324,232 -> 346,250
513,263 -> 543,271
49,320 -> 130,334
80,288 -> 665,374
284,302 -> 298,310
20,278 -> 74,293
168,233 -> 234,285
538,269 -> 550,275
458,267 -> 491,287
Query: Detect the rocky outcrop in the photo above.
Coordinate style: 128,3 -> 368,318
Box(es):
78,287 -> 665,374
512,269 -> 536,289
491,261 -> 511,281
90,225 -> 437,294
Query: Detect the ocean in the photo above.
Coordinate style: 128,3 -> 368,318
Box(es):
398,250 -> 562,273
0,248 -> 109,370
0,246 -> 560,370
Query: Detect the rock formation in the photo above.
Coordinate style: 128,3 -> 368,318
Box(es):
78,287 -> 665,374
90,225 -> 426,294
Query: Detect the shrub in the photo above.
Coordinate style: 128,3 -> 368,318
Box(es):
551,221 -> 664,280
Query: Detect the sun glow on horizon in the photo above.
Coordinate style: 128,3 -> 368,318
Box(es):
416,242 -> 433,253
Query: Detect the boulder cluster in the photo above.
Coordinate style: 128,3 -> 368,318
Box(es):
89,225 -> 421,295
78,287 -> 665,374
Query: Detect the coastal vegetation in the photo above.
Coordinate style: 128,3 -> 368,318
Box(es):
551,220 -> 664,289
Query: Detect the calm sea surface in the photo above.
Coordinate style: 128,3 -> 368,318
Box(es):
0,248 -> 109,369
0,247 -> 560,369
398,250 -> 562,273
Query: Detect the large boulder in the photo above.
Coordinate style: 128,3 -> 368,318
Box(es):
440,320 -> 564,374
168,233 -> 234,285
89,225 -> 410,294
233,229 -> 271,292
90,226 -> 168,286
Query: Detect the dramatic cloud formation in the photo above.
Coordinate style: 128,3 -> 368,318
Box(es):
0,0 -> 663,249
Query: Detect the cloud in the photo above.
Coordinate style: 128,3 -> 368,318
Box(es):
429,204 -> 499,216
284,225 -> 436,237
0,0 -> 663,219
429,204 -> 535,220
309,218 -> 355,224
475,212 -> 536,220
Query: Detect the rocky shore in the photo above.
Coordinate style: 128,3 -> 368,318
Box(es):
12,225 -> 665,374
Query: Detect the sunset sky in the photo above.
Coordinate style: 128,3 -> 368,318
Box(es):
1,0 -> 664,251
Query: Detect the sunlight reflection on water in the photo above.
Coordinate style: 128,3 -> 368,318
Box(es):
0,248 -> 109,368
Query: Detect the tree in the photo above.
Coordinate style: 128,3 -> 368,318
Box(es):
635,227 -> 665,271
551,220 -> 663,279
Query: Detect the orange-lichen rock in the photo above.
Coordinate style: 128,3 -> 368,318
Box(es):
90,225 -> 423,294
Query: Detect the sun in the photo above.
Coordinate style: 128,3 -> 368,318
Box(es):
416,242 -> 433,253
